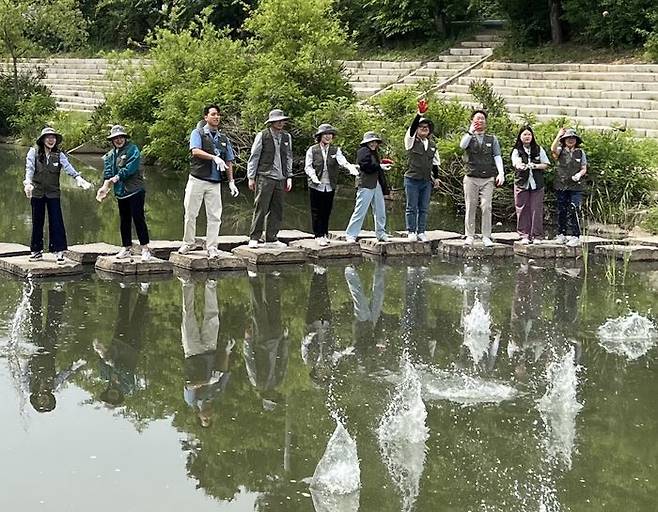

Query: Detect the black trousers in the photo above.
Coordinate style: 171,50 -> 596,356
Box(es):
31,196 -> 67,252
117,190 -> 150,247
309,188 -> 335,237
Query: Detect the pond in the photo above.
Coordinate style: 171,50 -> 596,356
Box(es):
0,145 -> 656,512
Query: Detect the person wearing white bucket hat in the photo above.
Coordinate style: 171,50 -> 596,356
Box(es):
23,126 -> 93,263
246,109 -> 293,248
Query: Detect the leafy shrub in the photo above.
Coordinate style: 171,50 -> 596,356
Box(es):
0,68 -> 56,138
641,205 -> 658,234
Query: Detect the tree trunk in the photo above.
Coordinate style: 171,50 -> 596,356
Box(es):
548,0 -> 563,44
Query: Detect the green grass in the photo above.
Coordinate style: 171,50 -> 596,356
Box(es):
354,36 -> 460,61
492,41 -> 646,64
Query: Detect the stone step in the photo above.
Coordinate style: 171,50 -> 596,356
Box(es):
56,101 -> 97,112
474,34 -> 505,42
483,62 -> 658,73
54,94 -> 103,105
461,41 -> 503,48
456,76 -> 658,93
424,61 -> 469,70
473,69 -> 658,83
348,73 -> 406,83
440,55 -> 486,63
47,88 -> 107,99
449,47 -> 493,56
342,60 -> 421,69
399,74 -> 448,84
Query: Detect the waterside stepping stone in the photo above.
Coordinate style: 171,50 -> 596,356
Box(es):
232,245 -> 307,265
275,230 -> 315,243
65,242 -> 122,264
513,240 -> 581,259
439,239 -> 514,258
587,223 -> 628,238
624,235 -> 658,247
132,239 -> 182,259
290,239 -> 362,259
491,232 -> 521,245
0,254 -> 84,278
193,235 -> 250,251
360,237 -> 432,257
95,255 -> 173,275
395,230 -> 462,252
580,235 -> 616,249
328,230 -> 376,241
594,244 -> 658,261
0,243 -> 31,257
170,250 -> 246,271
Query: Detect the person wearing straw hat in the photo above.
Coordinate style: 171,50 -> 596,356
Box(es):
304,123 -> 359,246
403,99 -> 441,243
23,126 -> 93,263
177,104 -> 240,258
344,131 -> 392,243
100,125 -> 153,261
550,127 -> 588,247
246,109 -> 294,248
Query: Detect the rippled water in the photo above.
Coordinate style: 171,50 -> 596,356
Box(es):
0,146 -> 657,511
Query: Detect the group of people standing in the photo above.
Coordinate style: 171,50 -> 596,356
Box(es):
22,101 -> 588,260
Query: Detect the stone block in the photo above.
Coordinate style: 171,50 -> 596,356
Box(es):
624,235 -> 658,247
193,235 -> 250,252
0,243 -> 31,257
581,235 -> 615,249
514,240 -> 582,259
95,255 -> 173,275
328,230 -> 377,241
586,223 -> 628,238
170,250 -> 246,271
290,239 -> 362,259
394,230 -> 462,252
0,254 -> 84,278
594,244 -> 658,261
65,242 -> 122,263
491,232 -> 521,245
133,239 -> 182,259
359,237 -> 432,257
275,230 -> 315,243
232,245 -> 307,265
439,239 -> 514,258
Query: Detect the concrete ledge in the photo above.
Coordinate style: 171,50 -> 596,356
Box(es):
169,250 -> 246,271
513,241 -> 581,259
0,254 -> 84,278
624,235 -> 658,247
65,242 -> 122,264
276,230 -> 315,243
0,243 -> 31,257
290,239 -> 362,259
193,235 -> 250,252
439,239 -> 513,258
95,255 -> 173,275
594,244 -> 658,261
395,230 -> 462,253
132,239 -> 182,259
491,232 -> 522,245
328,230 -> 376,241
232,245 -> 307,265
360,237 -> 432,256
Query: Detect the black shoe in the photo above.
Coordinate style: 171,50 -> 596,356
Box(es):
29,251 -> 43,261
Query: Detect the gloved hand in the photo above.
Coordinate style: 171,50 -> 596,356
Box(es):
228,180 -> 239,197
285,178 -> 292,192
310,174 -> 322,185
225,338 -> 236,354
418,98 -> 429,114
23,180 -> 34,198
347,164 -> 360,176
75,176 -> 93,190
213,155 -> 227,172
496,172 -> 505,186
381,163 -> 392,172
571,172 -> 583,182
96,179 -> 112,203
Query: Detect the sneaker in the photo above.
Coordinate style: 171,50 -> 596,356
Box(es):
554,234 -> 567,244
139,282 -> 150,294
207,247 -> 220,259
566,236 -> 582,247
248,239 -> 259,248
317,237 -> 329,247
29,251 -> 43,261
482,237 -> 494,247
519,237 -> 531,245
464,236 -> 474,246
56,251 -> 65,264
417,233 -> 428,243
266,240 -> 287,248
141,248 -> 153,262
345,236 -> 357,243
177,243 -> 195,254
247,269 -> 258,278
378,234 -> 390,242
116,247 -> 132,259
407,232 -> 418,242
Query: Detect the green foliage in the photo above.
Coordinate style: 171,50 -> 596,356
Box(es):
496,0 -> 550,45
0,69 -> 56,137
641,205 -> 658,233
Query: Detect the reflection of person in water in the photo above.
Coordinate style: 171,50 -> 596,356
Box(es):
244,272 -> 289,410
302,267 -> 336,384
180,278 -> 234,428
93,286 -> 148,406
28,284 -> 83,413
402,266 -> 435,360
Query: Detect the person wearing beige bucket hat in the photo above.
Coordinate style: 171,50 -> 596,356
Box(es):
304,123 -> 359,246
246,109 -> 294,248
23,126 -> 93,263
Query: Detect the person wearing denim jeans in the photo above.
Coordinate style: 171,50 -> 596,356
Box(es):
403,100 -> 441,242
345,132 -> 391,242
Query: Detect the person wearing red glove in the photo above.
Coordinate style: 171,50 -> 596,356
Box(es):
403,99 -> 441,242
459,110 -> 505,247
246,109 -> 293,248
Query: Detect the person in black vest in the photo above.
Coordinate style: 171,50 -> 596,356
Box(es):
459,110 -> 505,247
550,128 -> 588,247
403,99 -> 441,242
23,127 -> 93,263
511,126 -> 550,244
178,104 -> 239,258
304,123 -> 359,246
246,109 -> 293,248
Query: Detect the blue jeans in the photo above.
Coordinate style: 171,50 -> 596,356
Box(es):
404,177 -> 432,233
345,184 -> 387,239
556,190 -> 582,236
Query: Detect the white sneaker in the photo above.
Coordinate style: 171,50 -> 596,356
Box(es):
248,239 -> 259,248
378,234 -> 390,242
116,247 -> 132,259
554,234 -> 567,244
317,237 -> 329,247
464,236 -> 474,246
566,236 -> 582,247
417,233 -> 428,243
519,237 -> 531,245
55,251 -> 65,264
141,248 -> 153,261
345,236 -> 357,243
178,243 -> 195,254
407,232 -> 418,242
482,237 -> 494,247
207,247 -> 220,259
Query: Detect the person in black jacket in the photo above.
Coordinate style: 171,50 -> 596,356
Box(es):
344,132 -> 392,242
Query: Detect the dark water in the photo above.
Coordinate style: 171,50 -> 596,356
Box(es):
0,146 -> 656,511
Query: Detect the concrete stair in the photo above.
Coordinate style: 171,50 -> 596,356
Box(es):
0,58 -> 146,112
439,61 -> 658,137
343,31 -> 503,98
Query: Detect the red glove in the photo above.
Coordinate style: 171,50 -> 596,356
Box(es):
381,158 -> 394,165
418,99 -> 428,114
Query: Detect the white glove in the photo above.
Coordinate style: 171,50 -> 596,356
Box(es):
347,164 -> 360,176
23,180 -> 33,198
225,338 -> 236,354
75,176 -> 92,190
286,178 -> 292,192
213,155 -> 227,172
380,163 -> 392,172
228,180 -> 239,197
310,174 -> 322,185
571,172 -> 582,182
496,172 -> 505,186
